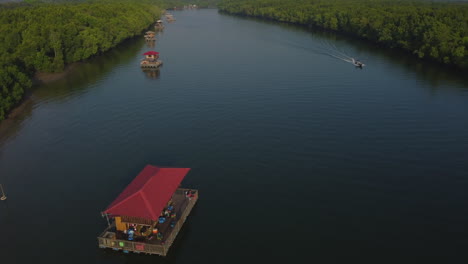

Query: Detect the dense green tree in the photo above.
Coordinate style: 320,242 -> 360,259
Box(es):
219,0 -> 468,68
0,0 -> 165,121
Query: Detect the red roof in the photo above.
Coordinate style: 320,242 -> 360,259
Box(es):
104,165 -> 190,220
143,51 -> 159,55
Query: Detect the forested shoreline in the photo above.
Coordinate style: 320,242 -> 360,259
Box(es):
219,0 -> 468,69
0,1 -> 163,121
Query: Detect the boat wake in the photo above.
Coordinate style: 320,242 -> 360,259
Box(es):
317,40 -> 365,67
281,38 -> 365,67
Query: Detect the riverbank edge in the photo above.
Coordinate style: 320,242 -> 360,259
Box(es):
1,11 -> 165,124
33,63 -> 81,85
218,10 -> 468,72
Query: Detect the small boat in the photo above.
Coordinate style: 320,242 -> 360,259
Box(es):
352,58 -> 365,67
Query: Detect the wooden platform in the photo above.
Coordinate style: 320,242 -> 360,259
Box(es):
141,60 -> 163,68
97,188 -> 198,256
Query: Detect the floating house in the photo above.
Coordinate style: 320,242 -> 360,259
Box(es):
98,165 -> 198,256
155,20 -> 164,30
184,4 -> 198,9
144,31 -> 156,41
141,51 -> 163,68
165,13 -> 176,22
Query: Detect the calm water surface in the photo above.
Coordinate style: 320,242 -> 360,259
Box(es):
1,9 -> 468,263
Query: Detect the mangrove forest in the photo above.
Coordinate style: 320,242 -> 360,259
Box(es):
0,0 -> 164,121
219,0 -> 468,69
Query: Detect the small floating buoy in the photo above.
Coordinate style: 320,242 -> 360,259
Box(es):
0,184 -> 7,201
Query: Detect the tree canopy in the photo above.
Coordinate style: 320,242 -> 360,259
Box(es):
0,0 -> 163,121
219,0 -> 468,68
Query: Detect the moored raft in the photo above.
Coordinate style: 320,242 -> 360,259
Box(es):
141,61 -> 163,68
97,165 -> 198,256
144,31 -> 156,41
141,51 -> 163,68
155,20 -> 164,30
165,13 -> 176,21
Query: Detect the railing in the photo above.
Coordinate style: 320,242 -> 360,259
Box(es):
98,233 -> 165,255
163,189 -> 198,251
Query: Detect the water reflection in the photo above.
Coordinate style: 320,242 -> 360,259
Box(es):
146,40 -> 155,48
0,97 -> 34,147
219,12 -> 468,90
0,37 -> 146,148
33,37 -> 145,101
142,68 -> 161,79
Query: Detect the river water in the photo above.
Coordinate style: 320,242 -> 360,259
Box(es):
1,9 -> 468,263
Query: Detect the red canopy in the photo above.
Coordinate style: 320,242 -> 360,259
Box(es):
104,165 -> 190,220
143,51 -> 160,55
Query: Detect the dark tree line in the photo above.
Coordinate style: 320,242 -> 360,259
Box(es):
219,0 -> 468,68
0,0 -> 163,121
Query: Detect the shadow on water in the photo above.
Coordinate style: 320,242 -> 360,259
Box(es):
146,40 -> 156,49
219,12 -> 468,90
0,97 -> 33,147
142,68 -> 162,80
0,37 -> 146,147
32,37 -> 146,101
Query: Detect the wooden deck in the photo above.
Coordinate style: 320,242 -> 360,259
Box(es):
97,188 -> 198,256
141,60 -> 163,68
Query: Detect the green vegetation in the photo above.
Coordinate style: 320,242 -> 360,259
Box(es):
0,1 -> 162,121
168,0 -> 220,8
219,0 -> 468,68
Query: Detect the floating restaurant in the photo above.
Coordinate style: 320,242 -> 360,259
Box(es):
141,51 -> 163,68
97,165 -> 198,256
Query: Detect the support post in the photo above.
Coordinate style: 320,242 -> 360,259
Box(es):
101,212 -> 111,227
0,184 -> 7,201
105,213 -> 111,227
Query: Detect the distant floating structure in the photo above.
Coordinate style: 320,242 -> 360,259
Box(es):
141,51 -> 163,68
155,20 -> 164,30
165,13 -> 176,22
144,31 -> 156,42
184,4 -> 198,9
